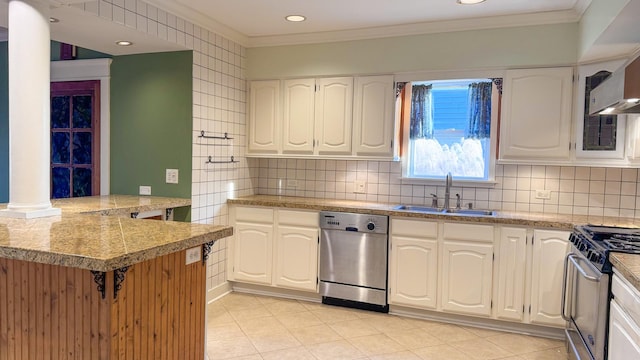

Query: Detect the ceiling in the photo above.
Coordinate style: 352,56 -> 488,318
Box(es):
2,0 -> 639,61
147,0 -> 591,47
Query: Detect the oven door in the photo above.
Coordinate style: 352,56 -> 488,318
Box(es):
562,248 -> 609,360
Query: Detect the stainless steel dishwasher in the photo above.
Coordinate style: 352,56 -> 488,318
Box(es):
319,211 -> 389,312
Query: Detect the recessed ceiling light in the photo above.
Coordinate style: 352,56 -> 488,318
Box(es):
116,40 -> 133,46
285,15 -> 306,22
49,17 -> 59,23
457,0 -> 486,4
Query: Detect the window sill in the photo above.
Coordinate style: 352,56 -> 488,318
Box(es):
400,177 -> 498,188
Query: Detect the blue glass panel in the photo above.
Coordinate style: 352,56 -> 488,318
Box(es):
72,132 -> 92,165
51,132 -> 70,164
72,95 -> 92,128
52,167 -> 70,199
51,96 -> 70,129
73,168 -> 92,197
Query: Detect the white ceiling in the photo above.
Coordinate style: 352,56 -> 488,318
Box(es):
147,0 -> 591,47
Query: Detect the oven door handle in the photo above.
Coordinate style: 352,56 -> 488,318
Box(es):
561,253 -> 573,321
568,254 -> 601,282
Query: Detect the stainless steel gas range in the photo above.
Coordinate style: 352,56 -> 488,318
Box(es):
564,225 -> 640,360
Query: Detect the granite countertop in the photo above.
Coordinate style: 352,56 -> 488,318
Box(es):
0,195 -> 232,272
611,253 -> 640,292
228,195 -> 640,230
230,195 -> 640,292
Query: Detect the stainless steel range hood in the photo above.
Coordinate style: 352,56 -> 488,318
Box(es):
589,56 -> 640,115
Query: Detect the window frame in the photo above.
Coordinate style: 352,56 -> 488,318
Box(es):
395,70 -> 503,187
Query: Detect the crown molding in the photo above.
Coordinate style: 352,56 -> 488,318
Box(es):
141,1 -> 584,49
142,0 -> 249,47
248,9 -> 581,48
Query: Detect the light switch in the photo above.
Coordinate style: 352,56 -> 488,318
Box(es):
166,169 -> 179,184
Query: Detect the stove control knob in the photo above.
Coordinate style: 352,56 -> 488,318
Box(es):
578,243 -> 587,251
367,222 -> 375,231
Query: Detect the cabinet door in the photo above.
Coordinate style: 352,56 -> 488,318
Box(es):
248,80 -> 280,153
495,227 -> 527,321
274,225 -> 319,291
233,222 -> 274,285
353,75 -> 394,157
530,229 -> 570,327
575,59 -> 627,160
315,77 -> 353,155
609,300 -> 640,360
389,235 -> 438,309
500,67 -> 573,161
282,78 -> 315,154
441,241 -> 494,317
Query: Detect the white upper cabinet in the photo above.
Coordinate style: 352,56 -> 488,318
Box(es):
314,77 -> 353,155
574,59 -> 627,162
248,80 -> 280,153
353,75 -> 395,157
248,75 -> 395,159
499,67 -> 574,163
282,79 -> 316,154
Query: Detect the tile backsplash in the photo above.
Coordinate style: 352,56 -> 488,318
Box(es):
250,158 -> 640,218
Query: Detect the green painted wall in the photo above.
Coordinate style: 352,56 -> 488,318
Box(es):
50,41 -> 111,61
0,42 -> 8,203
247,23 -> 578,79
110,51 -> 193,221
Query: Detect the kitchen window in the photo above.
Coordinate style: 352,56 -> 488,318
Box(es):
398,78 -> 500,183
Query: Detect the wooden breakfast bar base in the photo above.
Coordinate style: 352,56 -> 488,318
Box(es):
0,248 -> 207,360
0,195 -> 233,360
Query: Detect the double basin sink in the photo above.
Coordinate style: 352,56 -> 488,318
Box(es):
393,205 -> 496,216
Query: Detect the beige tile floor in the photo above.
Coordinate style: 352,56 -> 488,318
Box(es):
206,292 -> 569,360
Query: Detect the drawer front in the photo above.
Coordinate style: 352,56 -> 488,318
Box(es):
278,210 -> 319,227
391,218 -> 438,238
234,206 -> 273,223
443,223 -> 494,242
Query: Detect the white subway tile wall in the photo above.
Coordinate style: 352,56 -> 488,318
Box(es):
251,159 -> 640,218
77,0 -> 254,292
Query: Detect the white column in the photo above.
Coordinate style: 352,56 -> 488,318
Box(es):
0,0 -> 60,218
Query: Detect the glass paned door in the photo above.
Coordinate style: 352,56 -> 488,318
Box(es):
50,81 -> 100,199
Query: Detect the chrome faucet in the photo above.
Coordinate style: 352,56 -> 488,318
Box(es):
444,172 -> 452,210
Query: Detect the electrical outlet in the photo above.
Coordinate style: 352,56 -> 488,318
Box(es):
139,186 -> 151,196
286,179 -> 298,188
166,169 -> 179,184
185,246 -> 201,265
354,180 -> 367,194
535,189 -> 551,200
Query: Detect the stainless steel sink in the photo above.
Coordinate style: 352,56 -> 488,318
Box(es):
442,209 -> 496,216
393,205 -> 496,216
392,205 -> 441,213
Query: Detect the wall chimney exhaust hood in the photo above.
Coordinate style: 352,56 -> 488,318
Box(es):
589,56 -> 640,115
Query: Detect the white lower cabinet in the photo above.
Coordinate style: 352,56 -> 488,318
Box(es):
388,219 -> 438,309
529,229 -> 570,327
229,207 -> 274,285
609,272 -> 640,360
273,210 -> 319,291
440,223 -> 494,317
229,205 -> 319,292
495,227 -> 527,322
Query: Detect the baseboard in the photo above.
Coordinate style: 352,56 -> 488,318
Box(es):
390,305 -> 565,340
212,282 -> 564,340
207,281 -> 233,304
229,281 -> 322,303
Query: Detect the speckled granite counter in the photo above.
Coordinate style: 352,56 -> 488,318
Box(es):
228,194 -> 640,230
612,253 -> 640,293
0,195 -> 229,357
0,195 -> 232,271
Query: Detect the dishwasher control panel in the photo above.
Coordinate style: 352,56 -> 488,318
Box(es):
320,211 -> 388,234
